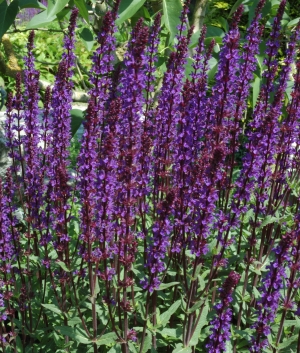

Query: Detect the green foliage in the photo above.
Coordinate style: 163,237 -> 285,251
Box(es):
0,0 -> 19,39
69,133 -> 81,168
116,0 -> 147,25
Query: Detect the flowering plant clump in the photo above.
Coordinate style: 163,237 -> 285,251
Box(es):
1,1 -> 300,353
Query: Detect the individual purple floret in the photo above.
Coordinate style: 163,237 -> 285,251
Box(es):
206,271 -> 240,353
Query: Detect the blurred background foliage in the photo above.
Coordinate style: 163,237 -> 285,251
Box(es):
0,0 -> 299,110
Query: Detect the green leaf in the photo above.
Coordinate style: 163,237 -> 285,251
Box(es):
248,0 -> 260,26
42,303 -> 63,316
228,0 -> 244,17
0,86 -> 6,111
187,299 -> 205,314
47,0 -> 69,18
255,41 -> 267,71
287,18 -> 300,27
158,282 -> 180,290
68,317 -> 82,326
74,0 -> 89,22
259,215 -> 279,229
252,287 -> 261,299
70,109 -> 84,137
225,339 -> 233,353
278,335 -> 298,349
160,300 -> 181,327
204,37 -> 223,46
107,345 -> 122,353
94,277 -> 100,296
219,17 -> 229,32
208,63 -> 218,82
56,7 -> 71,20
189,26 -> 225,48
96,332 -> 118,346
142,331 -> 152,353
252,73 -> 261,108
128,342 -> 138,353
197,275 -> 205,291
19,0 -> 45,9
189,303 -> 208,346
116,0 -> 146,26
162,0 -> 182,41
193,264 -> 202,280
0,76 -> 5,88
206,26 -> 224,38
79,28 -> 95,51
244,208 -> 254,223
283,319 -> 300,328
55,326 -> 90,344
0,0 -> 19,39
16,335 -> 23,353
160,328 -> 182,339
56,261 -> 71,272
26,10 -> 56,29
172,344 -> 192,353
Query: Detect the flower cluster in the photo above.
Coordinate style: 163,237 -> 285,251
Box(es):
1,0 -> 300,351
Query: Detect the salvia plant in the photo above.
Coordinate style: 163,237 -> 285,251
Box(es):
1,0 -> 300,352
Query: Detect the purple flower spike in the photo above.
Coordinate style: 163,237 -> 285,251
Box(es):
250,233 -> 295,352
206,271 -> 241,353
142,190 -> 176,292
23,30 -> 44,231
46,7 -> 78,251
78,100 -> 98,250
79,5 -> 119,265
